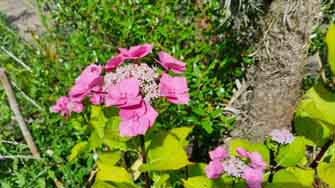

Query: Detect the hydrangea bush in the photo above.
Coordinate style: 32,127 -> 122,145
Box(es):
51,24 -> 335,188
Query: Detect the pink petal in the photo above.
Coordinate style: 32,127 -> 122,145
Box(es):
105,54 -> 125,72
119,101 -> 147,120
236,147 -> 249,158
209,147 -> 229,161
242,167 -> 263,188
144,102 -> 158,127
205,160 -> 224,179
120,44 -> 153,59
69,64 -> 103,101
119,78 -> 140,97
248,152 -> 266,170
159,73 -> 189,104
158,51 -> 186,73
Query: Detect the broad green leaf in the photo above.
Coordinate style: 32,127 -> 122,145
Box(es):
96,165 -> 132,184
317,162 -> 335,188
103,116 -> 130,151
169,127 -> 192,147
90,106 -> 108,138
152,174 -> 170,188
140,128 -> 191,172
68,141 -> 88,161
92,181 -> 116,188
296,84 -> 335,126
326,24 -> 335,75
182,176 -> 236,188
321,143 -> 335,163
228,139 -> 270,164
89,130 -> 104,150
294,84 -> 335,146
98,151 -> 121,166
275,137 -> 306,167
187,163 -> 207,177
182,176 -> 213,188
272,167 -> 314,188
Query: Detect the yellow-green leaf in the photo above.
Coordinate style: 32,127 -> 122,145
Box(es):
326,24 -> 335,75
317,162 -> 335,188
68,141 -> 88,161
229,139 -> 270,164
140,127 -> 192,172
272,167 -> 314,188
90,106 -> 108,138
96,165 -> 132,183
275,137 -> 306,167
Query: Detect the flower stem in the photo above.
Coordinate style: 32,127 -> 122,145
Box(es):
140,135 -> 150,188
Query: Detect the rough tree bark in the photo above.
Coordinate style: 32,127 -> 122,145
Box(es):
0,0 -> 43,41
231,0 -> 321,142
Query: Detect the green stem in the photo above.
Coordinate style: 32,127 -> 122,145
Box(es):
140,136 -> 150,188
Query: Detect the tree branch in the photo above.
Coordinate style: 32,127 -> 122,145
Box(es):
0,68 -> 40,158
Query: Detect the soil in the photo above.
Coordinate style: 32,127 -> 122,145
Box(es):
0,0 -> 43,41
230,0 -> 321,142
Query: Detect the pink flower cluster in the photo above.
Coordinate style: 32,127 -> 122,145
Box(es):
52,44 -> 189,137
205,146 -> 266,188
269,129 -> 294,144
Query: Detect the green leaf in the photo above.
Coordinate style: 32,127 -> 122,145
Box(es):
200,118 -> 214,134
140,127 -> 192,172
294,84 -> 335,146
275,137 -> 306,167
229,139 -> 270,164
98,151 -> 121,166
152,174 -> 170,188
96,165 -> 132,184
68,141 -> 88,161
272,167 -> 314,188
90,106 -> 108,138
317,162 -> 335,187
183,176 -> 213,188
326,24 -> 335,75
187,163 -> 207,177
168,127 -> 192,147
92,181 -> 116,188
182,176 -> 236,188
89,130 -> 104,150
103,116 -> 130,151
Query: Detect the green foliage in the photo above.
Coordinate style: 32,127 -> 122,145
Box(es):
272,167 -> 314,188
228,138 -> 270,164
275,137 -> 307,167
317,162 -> 335,187
326,24 -> 335,75
294,84 -> 335,146
140,127 -> 192,172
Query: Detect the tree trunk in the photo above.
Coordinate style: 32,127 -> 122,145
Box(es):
231,0 -> 321,142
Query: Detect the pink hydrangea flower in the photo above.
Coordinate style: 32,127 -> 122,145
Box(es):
159,73 -> 189,104
158,51 -> 186,73
222,157 -> 248,178
105,78 -> 142,108
118,44 -> 153,60
119,101 -> 158,137
89,86 -> 105,105
242,167 -> 263,188
69,64 -> 103,101
269,129 -> 294,144
248,152 -> 266,171
236,147 -> 266,171
209,147 -> 228,161
205,160 -> 224,179
51,96 -> 83,117
105,54 -> 125,72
